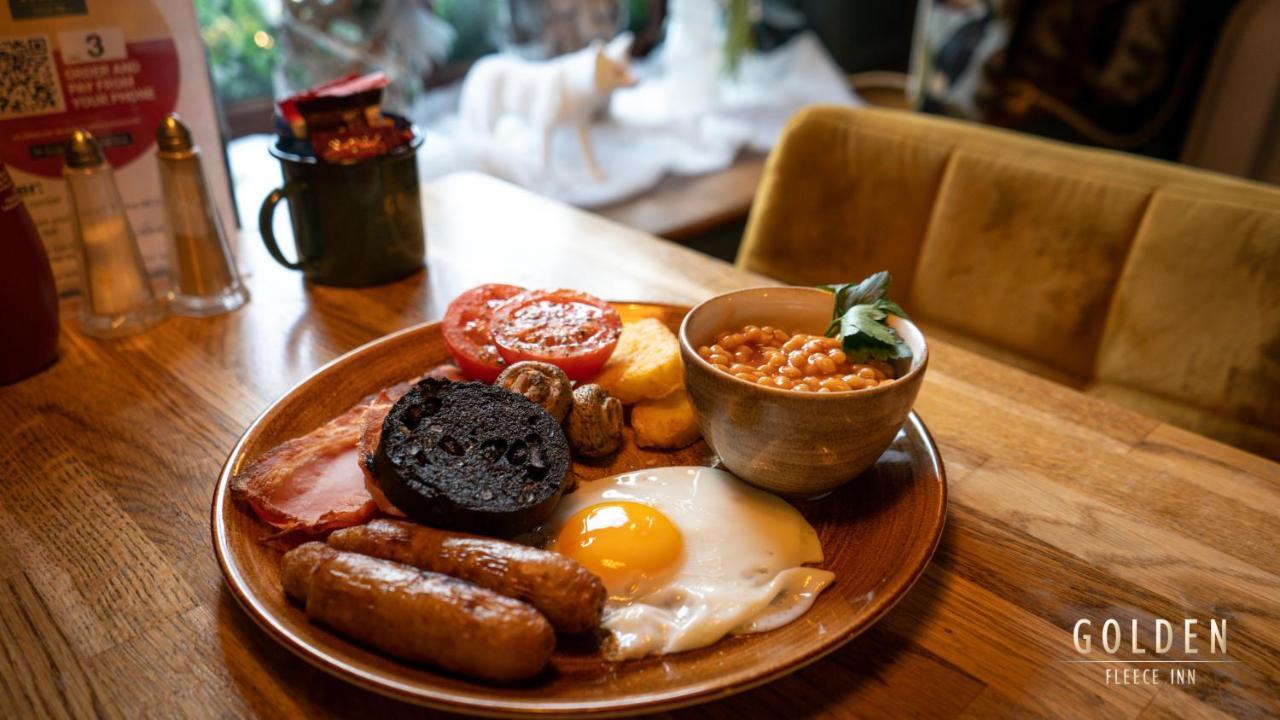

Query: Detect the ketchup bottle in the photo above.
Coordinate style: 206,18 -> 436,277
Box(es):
0,163 -> 60,384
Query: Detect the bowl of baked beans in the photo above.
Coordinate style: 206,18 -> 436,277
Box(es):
697,328 -> 896,393
679,286 -> 928,497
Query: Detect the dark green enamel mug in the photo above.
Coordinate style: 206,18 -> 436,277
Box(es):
258,133 -> 425,286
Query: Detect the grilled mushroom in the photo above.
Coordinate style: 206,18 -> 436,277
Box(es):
495,361 -> 573,423
567,384 -> 623,458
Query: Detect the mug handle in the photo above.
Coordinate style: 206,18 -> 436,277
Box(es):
258,180 -> 311,270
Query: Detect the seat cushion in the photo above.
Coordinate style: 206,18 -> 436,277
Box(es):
909,150 -> 1151,380
1094,191 -> 1280,456
737,109 -> 951,302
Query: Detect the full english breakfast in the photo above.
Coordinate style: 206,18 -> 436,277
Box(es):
228,276 -> 921,685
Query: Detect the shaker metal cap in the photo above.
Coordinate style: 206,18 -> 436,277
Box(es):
63,129 -> 104,169
156,113 -> 194,154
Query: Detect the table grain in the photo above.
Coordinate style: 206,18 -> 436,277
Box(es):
1,172 -> 1277,719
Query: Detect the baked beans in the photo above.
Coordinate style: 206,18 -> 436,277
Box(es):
697,325 -> 895,393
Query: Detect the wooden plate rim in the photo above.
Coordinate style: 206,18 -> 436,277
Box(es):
210,306 -> 948,718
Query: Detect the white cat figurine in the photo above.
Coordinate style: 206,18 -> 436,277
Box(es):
459,33 -> 636,180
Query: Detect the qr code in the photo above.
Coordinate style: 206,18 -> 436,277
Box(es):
0,35 -> 66,120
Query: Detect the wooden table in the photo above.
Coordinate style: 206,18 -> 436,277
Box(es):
1,172 -> 1277,719
594,153 -> 767,240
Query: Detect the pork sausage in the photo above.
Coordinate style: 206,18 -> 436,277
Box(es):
328,519 -> 606,633
281,542 -> 554,682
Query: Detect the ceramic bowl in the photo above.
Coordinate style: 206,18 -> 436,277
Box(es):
679,286 -> 929,497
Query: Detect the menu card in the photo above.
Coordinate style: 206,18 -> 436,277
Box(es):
0,0 -> 234,296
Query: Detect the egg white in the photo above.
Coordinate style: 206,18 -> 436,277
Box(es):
542,466 -> 835,660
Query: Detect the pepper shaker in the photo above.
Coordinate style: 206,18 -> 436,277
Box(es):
156,113 -> 249,316
63,129 -> 168,338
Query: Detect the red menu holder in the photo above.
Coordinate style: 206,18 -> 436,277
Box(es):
0,163 -> 59,384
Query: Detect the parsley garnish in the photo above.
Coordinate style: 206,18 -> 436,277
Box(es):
819,272 -> 911,362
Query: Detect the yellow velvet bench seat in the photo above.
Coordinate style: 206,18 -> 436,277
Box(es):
738,106 -> 1280,460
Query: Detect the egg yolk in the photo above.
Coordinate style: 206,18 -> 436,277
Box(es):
555,501 -> 683,597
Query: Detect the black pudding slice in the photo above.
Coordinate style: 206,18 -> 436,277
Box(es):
374,377 -> 571,536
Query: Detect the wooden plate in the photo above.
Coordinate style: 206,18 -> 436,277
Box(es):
211,303 -> 947,718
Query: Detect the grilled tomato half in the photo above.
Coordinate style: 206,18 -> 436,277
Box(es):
441,283 -> 526,382
490,289 -> 621,381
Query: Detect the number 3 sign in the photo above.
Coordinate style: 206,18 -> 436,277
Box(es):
57,26 -> 127,64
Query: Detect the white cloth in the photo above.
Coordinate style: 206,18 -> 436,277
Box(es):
415,32 -> 861,208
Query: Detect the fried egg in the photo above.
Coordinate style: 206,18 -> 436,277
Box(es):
541,466 -> 835,660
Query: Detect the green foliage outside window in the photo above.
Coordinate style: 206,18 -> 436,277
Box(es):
434,0 -> 498,63
196,0 -> 278,104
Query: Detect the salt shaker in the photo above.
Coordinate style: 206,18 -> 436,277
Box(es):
63,129 -> 168,338
155,113 -> 248,315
